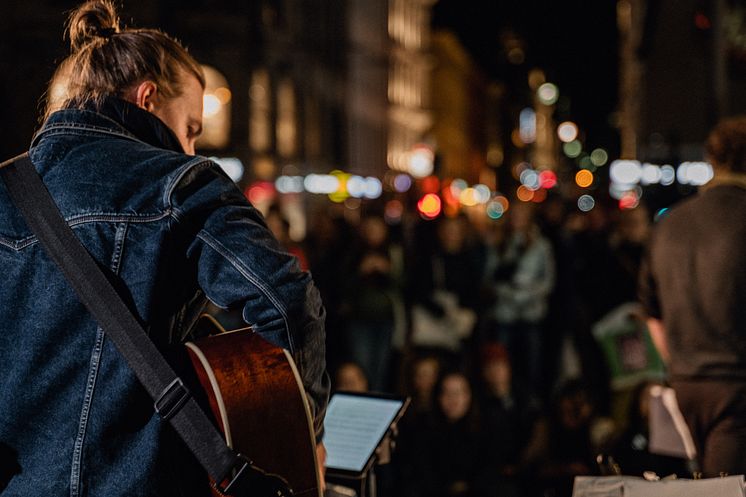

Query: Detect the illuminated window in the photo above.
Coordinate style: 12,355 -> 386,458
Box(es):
276,78 -> 297,158
197,65 -> 231,150
250,68 -> 272,153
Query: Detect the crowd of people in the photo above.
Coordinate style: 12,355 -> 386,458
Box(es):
212,192 -> 683,497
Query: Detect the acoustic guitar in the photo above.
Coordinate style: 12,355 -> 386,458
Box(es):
184,315 -> 322,497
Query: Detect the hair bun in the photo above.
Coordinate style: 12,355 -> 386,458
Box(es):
67,0 -> 120,52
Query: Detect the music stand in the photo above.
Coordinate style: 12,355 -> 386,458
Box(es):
323,392 -> 410,497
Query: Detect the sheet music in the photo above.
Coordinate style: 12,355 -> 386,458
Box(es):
323,395 -> 403,472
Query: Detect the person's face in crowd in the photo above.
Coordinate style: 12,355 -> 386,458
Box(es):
413,357 -> 439,399
482,359 -> 511,395
361,217 -> 388,248
336,363 -> 369,393
439,374 -> 472,422
559,392 -> 593,430
131,71 -> 204,155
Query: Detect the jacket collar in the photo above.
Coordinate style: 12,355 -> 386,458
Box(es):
32,97 -> 184,154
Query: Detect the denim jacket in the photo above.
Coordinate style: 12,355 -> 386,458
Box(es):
0,101 -> 329,496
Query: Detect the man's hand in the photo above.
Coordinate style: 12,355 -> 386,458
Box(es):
316,442 -> 327,492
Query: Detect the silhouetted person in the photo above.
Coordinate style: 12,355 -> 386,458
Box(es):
640,116 -> 746,476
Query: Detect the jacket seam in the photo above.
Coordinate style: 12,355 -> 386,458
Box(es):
196,231 -> 295,353
32,114 -> 142,147
163,157 -> 215,209
69,221 -> 128,497
0,211 -> 170,251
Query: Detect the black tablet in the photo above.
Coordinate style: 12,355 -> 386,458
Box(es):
323,391 -> 409,479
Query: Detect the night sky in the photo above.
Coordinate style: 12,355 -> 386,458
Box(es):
433,0 -> 620,153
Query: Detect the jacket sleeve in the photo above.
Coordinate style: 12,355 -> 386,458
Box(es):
167,159 -> 330,441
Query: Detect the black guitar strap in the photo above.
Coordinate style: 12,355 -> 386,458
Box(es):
0,152 -> 287,496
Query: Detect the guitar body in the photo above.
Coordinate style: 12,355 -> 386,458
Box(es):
184,317 -> 321,497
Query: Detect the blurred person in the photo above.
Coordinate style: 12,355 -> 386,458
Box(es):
399,371 -> 491,497
478,343 -> 540,464
477,342 -> 540,497
340,214 -> 404,391
334,362 -> 369,393
0,2 -> 328,495
305,210 -> 351,373
605,204 -> 651,310
640,116 -> 746,477
404,354 -> 442,419
485,201 -> 555,391
523,380 -> 614,497
409,216 -> 483,354
538,196 -> 581,397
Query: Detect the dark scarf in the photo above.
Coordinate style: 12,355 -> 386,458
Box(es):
82,97 -> 184,154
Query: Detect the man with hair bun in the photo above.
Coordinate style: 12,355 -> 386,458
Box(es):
640,116 -> 746,477
0,1 -> 328,495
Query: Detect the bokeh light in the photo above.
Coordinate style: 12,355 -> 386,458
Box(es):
575,170 -> 594,188
539,170 -> 558,189
486,201 -> 505,219
619,191 -> 640,210
677,161 -> 713,186
557,121 -> 579,143
654,208 -> 669,222
590,148 -> 609,166
520,108 -> 537,144
513,162 -> 530,180
245,181 -> 276,205
459,188 -> 479,207
203,93 -> 221,118
641,164 -> 662,185
563,140 -> 582,158
578,155 -> 594,170
422,176 -> 440,194
474,184 -> 492,204
450,179 -> 468,197
418,193 -> 442,219
409,146 -> 435,178
537,82 -> 559,105
346,175 -> 366,198
394,174 -> 413,192
385,199 -> 404,224
494,195 -> 510,212
516,185 -> 535,202
520,169 -> 541,191
531,188 -> 548,203
276,175 -> 304,194
364,177 -> 383,199
578,194 -> 595,212
610,160 -> 642,184
660,165 -> 676,186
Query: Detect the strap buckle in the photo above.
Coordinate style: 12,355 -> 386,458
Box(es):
213,454 -> 251,495
213,454 -> 294,496
154,378 -> 191,421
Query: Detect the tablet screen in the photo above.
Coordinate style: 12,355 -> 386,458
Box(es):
323,393 -> 405,473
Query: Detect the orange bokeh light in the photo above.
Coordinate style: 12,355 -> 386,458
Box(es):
417,193 -> 442,219
575,170 -> 594,188
516,185 -> 535,202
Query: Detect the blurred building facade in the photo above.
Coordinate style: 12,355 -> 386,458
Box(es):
618,0 -> 746,163
430,30 -> 489,184
1,0 -> 498,193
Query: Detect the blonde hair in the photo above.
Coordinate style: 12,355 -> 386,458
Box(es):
45,0 -> 204,118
